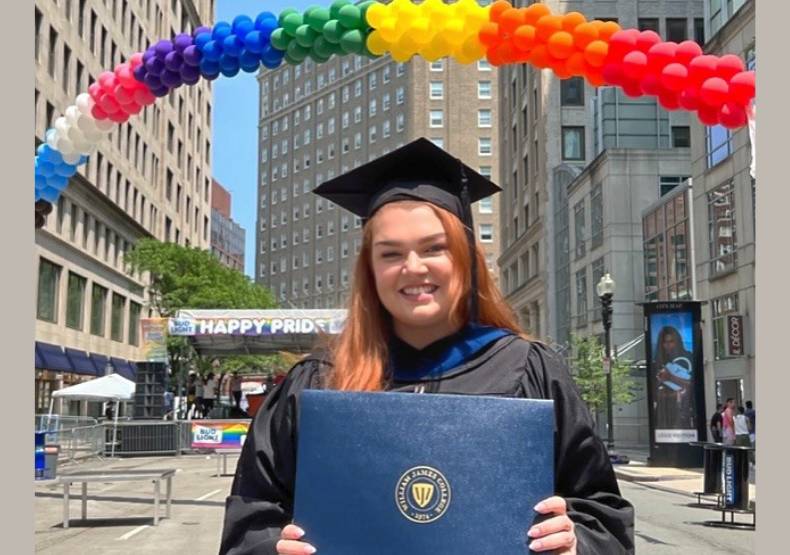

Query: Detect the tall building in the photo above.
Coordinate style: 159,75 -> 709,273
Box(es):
256,54 -> 501,309
211,179 -> 246,272
690,0 -> 755,411
498,0 -> 704,344
34,0 -> 214,416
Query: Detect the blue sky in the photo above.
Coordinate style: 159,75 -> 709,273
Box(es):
212,0 -> 313,279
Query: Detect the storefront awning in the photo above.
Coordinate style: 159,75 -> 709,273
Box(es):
111,357 -> 136,381
35,345 -> 43,369
65,348 -> 97,376
35,342 -> 74,373
90,353 -> 110,375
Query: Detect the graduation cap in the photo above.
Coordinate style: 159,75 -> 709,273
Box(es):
312,137 -> 502,322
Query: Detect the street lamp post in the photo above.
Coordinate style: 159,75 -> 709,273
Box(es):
597,273 -> 616,452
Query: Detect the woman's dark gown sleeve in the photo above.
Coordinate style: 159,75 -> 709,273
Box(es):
218,361 -> 320,555
520,342 -> 635,554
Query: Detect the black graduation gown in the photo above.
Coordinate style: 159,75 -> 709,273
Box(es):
219,335 -> 635,554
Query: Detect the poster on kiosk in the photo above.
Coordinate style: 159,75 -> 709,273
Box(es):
644,301 -> 706,467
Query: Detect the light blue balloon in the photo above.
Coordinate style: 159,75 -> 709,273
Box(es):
39,186 -> 61,203
46,174 -> 69,190
36,160 -> 55,178
54,163 -> 77,178
35,174 -> 47,190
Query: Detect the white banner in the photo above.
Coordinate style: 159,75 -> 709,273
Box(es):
655,429 -> 698,443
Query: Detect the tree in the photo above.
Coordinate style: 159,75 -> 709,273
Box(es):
568,334 -> 638,417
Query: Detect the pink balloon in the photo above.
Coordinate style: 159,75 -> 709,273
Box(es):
116,65 -> 137,88
91,104 -> 109,120
113,84 -> 134,105
622,51 -> 648,80
128,52 -> 144,70
88,82 -> 102,100
719,101 -> 747,129
647,41 -> 677,73
98,93 -> 121,114
133,88 -> 157,106
109,110 -> 130,123
98,71 -> 117,93
636,30 -> 662,53
124,102 -> 143,115
699,77 -> 729,107
661,63 -> 689,92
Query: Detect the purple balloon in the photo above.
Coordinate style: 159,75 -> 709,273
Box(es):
160,69 -> 182,88
151,86 -> 170,97
154,39 -> 174,57
164,51 -> 184,71
174,33 -> 193,52
180,64 -> 200,81
133,64 -> 147,83
182,45 -> 202,66
142,48 -> 157,63
182,72 -> 201,86
145,56 -> 165,76
144,73 -> 163,89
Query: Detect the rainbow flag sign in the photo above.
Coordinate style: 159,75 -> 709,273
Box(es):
191,420 -> 251,450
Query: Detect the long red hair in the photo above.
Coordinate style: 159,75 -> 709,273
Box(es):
326,201 -> 529,391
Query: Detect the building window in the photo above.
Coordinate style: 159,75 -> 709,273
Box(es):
478,197 -> 493,214
478,137 -> 492,155
430,60 -> 443,71
638,18 -> 660,33
672,126 -> 691,148
712,293 -> 740,360
90,283 -> 107,336
706,125 -> 732,168
477,60 -> 492,71
707,180 -> 738,276
560,77 -> 584,106
430,81 -> 444,99
479,166 -> 492,179
660,176 -> 690,197
65,272 -> 87,330
479,224 -> 493,243
590,184 -> 603,249
429,109 -> 444,128
574,201 -> 586,259
37,259 -> 61,323
575,269 -> 588,327
478,109 -> 492,127
128,301 -> 141,346
666,18 -> 687,42
562,127 -> 585,161
694,17 -> 705,45
396,86 -> 405,104
478,80 -> 492,99
430,137 -> 444,149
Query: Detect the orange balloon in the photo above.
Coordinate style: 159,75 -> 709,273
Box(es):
597,21 -> 622,42
513,25 -> 537,53
478,22 -> 502,48
499,8 -> 525,35
490,1 -> 513,23
573,22 -> 599,50
547,31 -> 575,59
566,52 -> 587,76
529,44 -> 551,69
523,3 -> 552,26
486,47 -> 504,67
496,42 -> 518,64
536,15 -> 564,43
584,40 -> 609,67
552,59 -> 573,80
562,12 -> 587,32
586,69 -> 605,87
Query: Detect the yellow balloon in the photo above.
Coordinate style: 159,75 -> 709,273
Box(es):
419,42 -> 445,62
460,34 -> 486,60
378,17 -> 401,43
390,45 -> 413,63
442,18 -> 466,46
366,30 -> 390,56
396,32 -> 420,55
407,18 -> 432,45
365,4 -> 388,29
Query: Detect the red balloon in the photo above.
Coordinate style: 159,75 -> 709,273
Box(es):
697,105 -> 721,126
675,40 -> 703,66
108,110 -> 130,123
688,55 -> 718,87
661,63 -> 688,92
647,42 -> 677,73
728,71 -> 756,106
98,71 -> 117,94
601,62 -> 624,85
133,88 -> 157,106
659,91 -> 680,111
128,52 -> 144,69
113,84 -> 134,105
98,93 -> 121,114
88,82 -> 102,100
716,54 -> 745,80
640,74 -> 662,96
123,101 -> 143,116
622,50 -> 648,80
607,30 -> 637,62
90,104 -> 109,120
636,30 -> 662,53
622,78 -> 643,98
699,77 -> 729,107
678,87 -> 701,111
719,102 -> 747,129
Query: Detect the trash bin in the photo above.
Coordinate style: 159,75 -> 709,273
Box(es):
34,432 -> 46,480
43,444 -> 60,480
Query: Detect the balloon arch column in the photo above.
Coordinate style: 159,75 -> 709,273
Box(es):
33,0 -> 756,227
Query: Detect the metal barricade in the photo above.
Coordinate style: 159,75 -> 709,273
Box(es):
35,414 -> 99,433
108,421 -> 182,456
43,424 -> 105,463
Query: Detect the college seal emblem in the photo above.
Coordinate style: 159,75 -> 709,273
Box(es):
395,466 -> 451,523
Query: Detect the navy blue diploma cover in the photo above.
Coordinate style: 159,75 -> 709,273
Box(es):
293,390 -> 554,554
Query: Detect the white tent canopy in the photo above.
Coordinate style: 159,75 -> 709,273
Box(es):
52,373 -> 136,402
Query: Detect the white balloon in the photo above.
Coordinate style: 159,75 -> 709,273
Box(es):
75,93 -> 94,116
94,118 -> 116,132
76,113 -> 99,134
65,105 -> 81,124
67,124 -> 86,144
54,117 -> 69,136
61,151 -> 82,165
56,137 -> 76,156
45,129 -> 59,149
82,126 -> 104,143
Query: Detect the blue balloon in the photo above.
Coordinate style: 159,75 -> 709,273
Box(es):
203,72 -> 220,81
46,174 -> 69,190
220,64 -> 240,78
261,45 -> 285,66
36,144 -> 47,156
201,40 -> 223,62
232,15 -> 254,38
39,186 -> 61,203
36,160 -> 55,178
255,11 -> 278,30
199,59 -> 221,76
212,22 -> 232,41
46,147 -> 64,165
262,58 -> 283,70
244,31 -> 265,54
219,54 -> 240,73
54,163 -> 77,178
257,17 -> 278,39
79,155 -> 89,165
223,35 -> 244,57
239,50 -> 261,66
35,174 -> 47,190
194,31 -> 212,50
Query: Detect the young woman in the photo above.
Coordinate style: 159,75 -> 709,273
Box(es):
220,139 -> 634,555
652,326 -> 694,429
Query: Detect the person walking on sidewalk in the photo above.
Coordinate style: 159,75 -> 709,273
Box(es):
745,400 -> 756,443
709,403 -> 723,442
230,371 -> 243,408
203,372 -> 218,416
721,398 -> 736,445
734,406 -> 751,446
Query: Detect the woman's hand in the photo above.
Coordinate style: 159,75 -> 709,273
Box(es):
276,524 -> 316,554
527,496 -> 577,554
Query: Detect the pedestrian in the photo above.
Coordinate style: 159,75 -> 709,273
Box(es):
230,371 -> 243,408
709,403 -> 723,443
203,372 -> 218,416
721,398 -> 736,445
734,406 -> 751,446
186,374 -> 197,419
220,139 -> 634,555
195,375 -> 205,419
163,388 -> 174,420
745,400 -> 756,443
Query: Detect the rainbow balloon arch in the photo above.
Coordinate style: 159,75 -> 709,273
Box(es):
34,0 -> 756,221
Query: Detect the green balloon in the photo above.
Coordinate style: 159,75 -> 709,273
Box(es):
357,1 -> 376,25
329,0 -> 351,20
339,29 -> 364,55
294,24 -> 319,48
284,53 -> 302,66
309,49 -> 332,64
277,8 -> 299,27
312,36 -> 334,59
305,7 -> 331,33
325,39 -> 346,56
269,28 -> 291,51
337,5 -> 362,30
361,40 -> 380,59
282,12 -> 304,37
286,40 -> 310,62
322,20 -> 345,44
